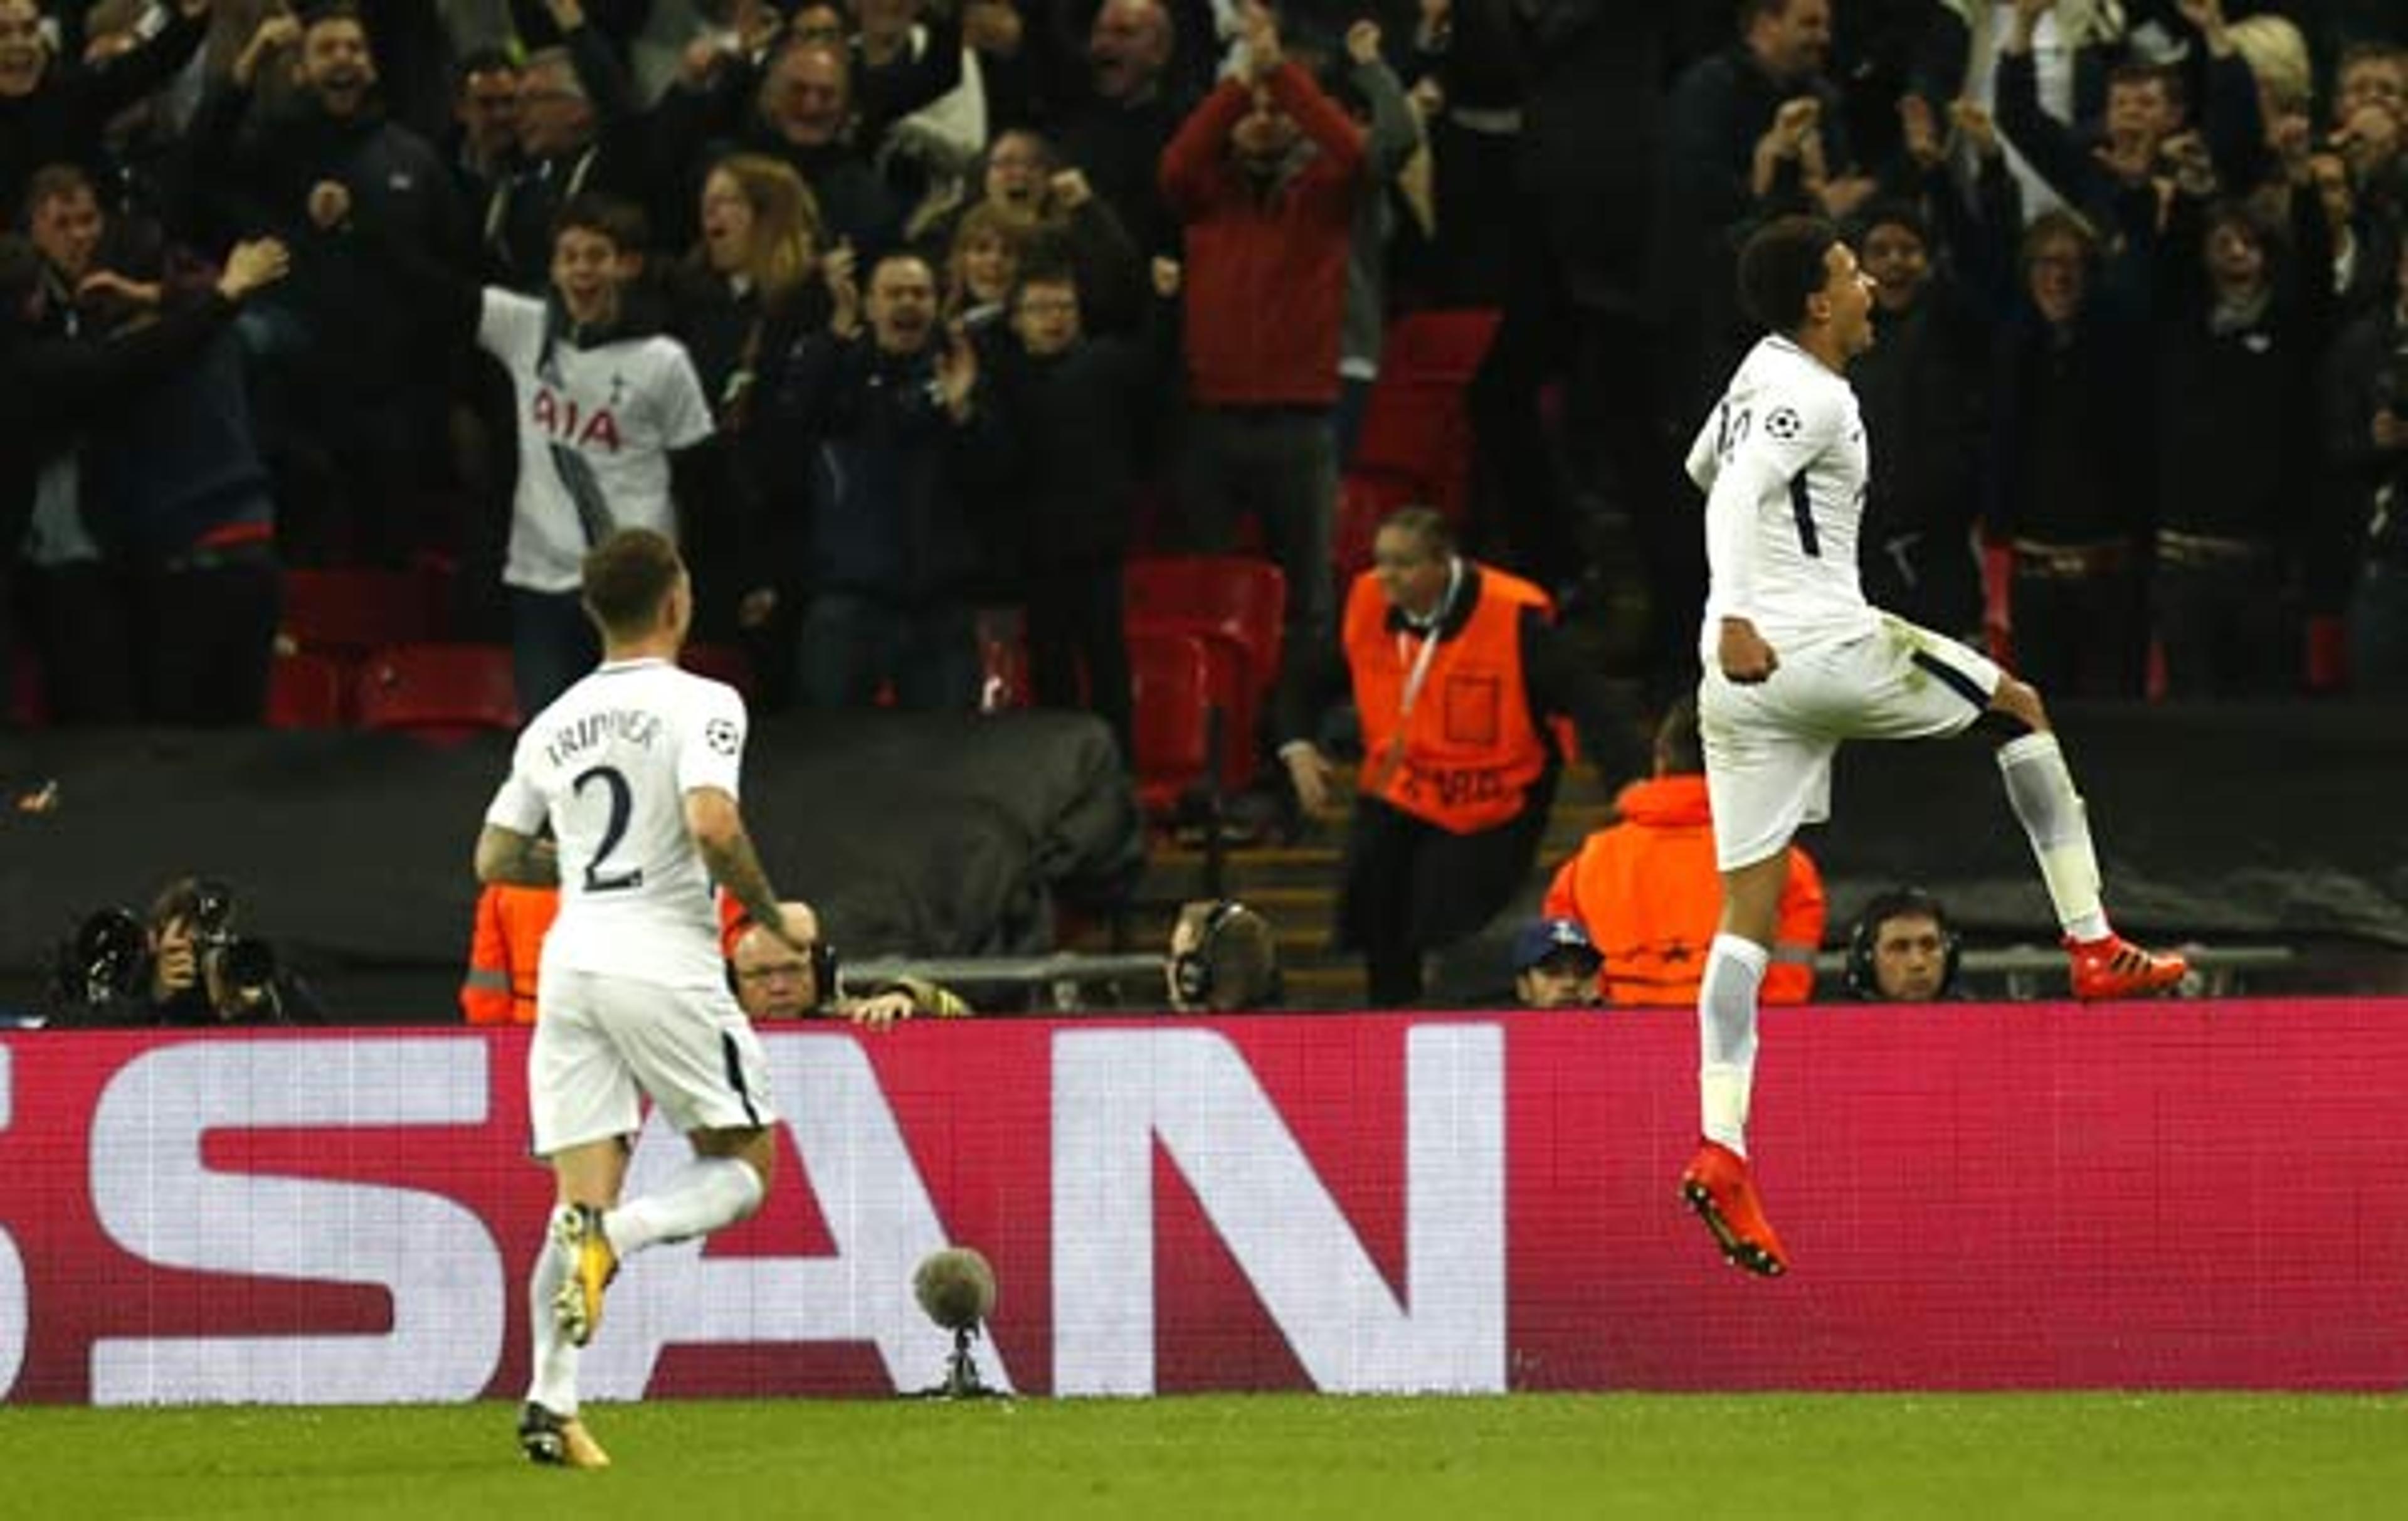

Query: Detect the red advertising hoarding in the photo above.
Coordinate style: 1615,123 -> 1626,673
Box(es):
3,1002 -> 2404,1405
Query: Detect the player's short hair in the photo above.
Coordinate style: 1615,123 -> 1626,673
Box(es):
581,528 -> 685,639
1737,215 -> 1841,335
1379,505 -> 1454,561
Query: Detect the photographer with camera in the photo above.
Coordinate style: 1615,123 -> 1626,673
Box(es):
50,876 -> 322,1028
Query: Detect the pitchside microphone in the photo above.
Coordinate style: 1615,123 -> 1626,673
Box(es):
911,1247 -> 1000,1399
914,1246 -> 996,1330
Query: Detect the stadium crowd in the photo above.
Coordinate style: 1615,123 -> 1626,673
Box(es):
6,0 -> 2406,723
4,0 -> 2407,1012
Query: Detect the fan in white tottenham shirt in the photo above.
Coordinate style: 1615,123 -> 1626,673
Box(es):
485,658 -> 748,991
1685,332 -> 1878,660
480,289 -> 716,595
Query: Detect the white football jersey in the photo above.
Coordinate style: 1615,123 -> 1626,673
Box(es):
480,290 -> 715,594
485,658 -> 747,990
1686,334 -> 1877,660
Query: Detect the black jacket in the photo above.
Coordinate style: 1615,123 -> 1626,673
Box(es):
0,292 -> 240,563
762,332 -> 1005,603
0,8 -> 206,216
982,301 -> 1175,570
193,87 -> 464,394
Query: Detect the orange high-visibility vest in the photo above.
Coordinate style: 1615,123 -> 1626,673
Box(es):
1344,563 -> 1553,835
460,883 -> 559,1025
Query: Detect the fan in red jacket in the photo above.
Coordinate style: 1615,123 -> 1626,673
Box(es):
1158,1 -> 1366,746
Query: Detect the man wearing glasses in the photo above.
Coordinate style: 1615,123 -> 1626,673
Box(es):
728,901 -> 971,1025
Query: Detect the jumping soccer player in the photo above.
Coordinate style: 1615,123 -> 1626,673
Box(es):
475,527 -> 811,1466
1679,215 -> 2187,1278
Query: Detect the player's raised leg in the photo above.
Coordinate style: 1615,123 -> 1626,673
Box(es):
1984,678 -> 2186,1000
594,1125 -> 774,1281
1682,851 -> 1792,1277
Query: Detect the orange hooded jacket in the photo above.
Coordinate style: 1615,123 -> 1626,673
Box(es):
1541,773 -> 1825,1006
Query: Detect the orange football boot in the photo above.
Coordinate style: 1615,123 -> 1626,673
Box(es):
1681,1140 -> 1789,1278
2066,934 -> 2188,1000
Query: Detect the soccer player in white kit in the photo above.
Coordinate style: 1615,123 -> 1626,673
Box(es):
474,527 -> 815,1465
1678,216 -> 2187,1278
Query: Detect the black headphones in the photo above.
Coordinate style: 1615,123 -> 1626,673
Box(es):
807,938 -> 840,1006
1171,900 -> 1246,1008
1845,887 -> 1961,1000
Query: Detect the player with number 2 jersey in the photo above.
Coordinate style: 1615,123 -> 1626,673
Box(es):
475,529 -> 813,1470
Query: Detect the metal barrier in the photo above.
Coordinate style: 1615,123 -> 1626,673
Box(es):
843,953 -> 1169,1013
845,944 -> 2300,1012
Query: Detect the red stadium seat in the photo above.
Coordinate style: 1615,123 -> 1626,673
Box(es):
264,651 -> 350,730
9,644 -> 48,728
1127,630 -> 1217,819
280,567 -> 443,656
1333,472 -> 1419,593
356,643 -> 520,739
1124,556 -> 1286,787
1347,307 -> 1501,529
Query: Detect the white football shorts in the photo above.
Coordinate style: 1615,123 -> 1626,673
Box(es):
529,964 -> 778,1156
1699,615 -> 2001,871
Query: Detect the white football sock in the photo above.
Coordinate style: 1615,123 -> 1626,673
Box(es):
1699,935 -> 1769,1156
525,1226 -> 578,1416
604,1157 -> 766,1257
1996,732 -> 2110,942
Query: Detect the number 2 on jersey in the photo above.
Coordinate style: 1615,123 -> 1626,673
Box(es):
573,765 -> 645,893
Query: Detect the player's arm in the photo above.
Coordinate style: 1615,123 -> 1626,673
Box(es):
685,788 -> 797,946
681,688 -> 812,950
1701,387 -> 1839,682
477,768 -> 559,886
1701,448 -> 1785,682
474,825 -> 561,887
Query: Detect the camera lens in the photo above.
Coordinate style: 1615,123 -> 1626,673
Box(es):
218,937 -> 277,993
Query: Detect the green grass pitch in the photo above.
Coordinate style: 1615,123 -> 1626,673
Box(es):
6,1394 -> 2405,1520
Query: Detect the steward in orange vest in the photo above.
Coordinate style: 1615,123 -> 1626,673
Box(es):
1280,507 -> 1640,1006
1343,551 -> 1556,834
459,883 -> 559,1025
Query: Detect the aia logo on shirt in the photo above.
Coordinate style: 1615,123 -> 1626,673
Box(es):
531,385 -> 623,452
